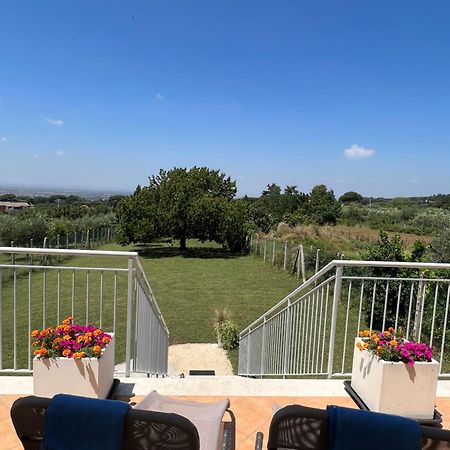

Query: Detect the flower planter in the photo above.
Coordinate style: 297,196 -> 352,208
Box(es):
351,337 -> 439,419
33,333 -> 115,399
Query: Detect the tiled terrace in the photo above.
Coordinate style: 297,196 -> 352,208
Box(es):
2,377 -> 450,450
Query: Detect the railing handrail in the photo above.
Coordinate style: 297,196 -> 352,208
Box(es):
0,246 -> 138,258
240,259 -> 450,336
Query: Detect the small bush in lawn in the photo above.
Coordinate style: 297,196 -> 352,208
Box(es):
215,320 -> 239,350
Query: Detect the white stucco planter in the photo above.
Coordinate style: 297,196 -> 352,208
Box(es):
351,337 -> 439,419
33,333 -> 115,399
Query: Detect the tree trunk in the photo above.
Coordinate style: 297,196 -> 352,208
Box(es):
180,236 -> 187,250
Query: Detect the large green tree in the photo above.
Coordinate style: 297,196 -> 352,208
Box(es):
117,167 -> 245,250
305,185 -> 341,225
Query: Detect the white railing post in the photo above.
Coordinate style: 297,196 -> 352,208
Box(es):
246,328 -> 252,375
327,265 -> 343,378
260,317 -> 266,377
283,299 -> 292,377
125,257 -> 134,377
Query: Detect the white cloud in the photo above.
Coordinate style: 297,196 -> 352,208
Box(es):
44,117 -> 64,126
344,144 -> 375,160
410,178 -> 418,184
32,154 -> 39,159
155,93 -> 164,101
55,150 -> 64,156
0,136 -> 6,142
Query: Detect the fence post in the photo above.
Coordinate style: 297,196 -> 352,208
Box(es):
66,234 -> 69,249
283,299 -> 292,377
300,244 -> 306,282
263,238 -> 267,261
283,241 -> 288,271
250,234 -> 253,252
272,239 -> 276,266
86,230 -> 90,249
315,248 -> 321,273
327,265 -> 343,378
125,257 -> 134,377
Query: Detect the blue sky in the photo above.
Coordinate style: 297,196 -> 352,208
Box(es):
1,1 -> 450,197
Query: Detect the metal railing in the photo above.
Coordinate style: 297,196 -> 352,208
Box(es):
0,246 -> 169,377
239,260 -> 450,378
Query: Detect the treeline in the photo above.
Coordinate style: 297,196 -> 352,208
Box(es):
243,183 -> 341,232
116,166 -> 450,254
0,194 -> 121,246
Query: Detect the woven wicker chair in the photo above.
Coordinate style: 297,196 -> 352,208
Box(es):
256,404 -> 450,450
11,395 -> 200,450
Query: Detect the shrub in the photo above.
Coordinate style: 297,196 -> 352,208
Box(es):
214,320 -> 239,351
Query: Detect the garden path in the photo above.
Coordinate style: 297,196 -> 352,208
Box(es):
168,343 -> 233,376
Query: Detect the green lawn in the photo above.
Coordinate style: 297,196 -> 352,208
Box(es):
133,241 -> 300,344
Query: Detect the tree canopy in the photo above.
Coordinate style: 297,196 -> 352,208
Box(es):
117,167 -> 247,250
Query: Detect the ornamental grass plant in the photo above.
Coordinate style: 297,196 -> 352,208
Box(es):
31,316 -> 112,359
357,327 -> 433,366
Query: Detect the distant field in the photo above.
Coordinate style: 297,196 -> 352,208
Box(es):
280,224 -> 431,248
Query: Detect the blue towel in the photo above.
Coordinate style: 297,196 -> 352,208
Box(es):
42,394 -> 130,450
328,405 -> 421,450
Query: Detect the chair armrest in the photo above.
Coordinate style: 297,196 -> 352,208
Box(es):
255,431 -> 264,450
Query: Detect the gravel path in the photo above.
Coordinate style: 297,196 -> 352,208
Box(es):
168,343 -> 233,376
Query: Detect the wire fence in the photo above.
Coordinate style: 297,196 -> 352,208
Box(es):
249,234 -> 344,282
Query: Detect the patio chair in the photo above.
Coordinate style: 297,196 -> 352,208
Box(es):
10,395 -> 200,450
134,390 -> 235,450
257,404 -> 450,450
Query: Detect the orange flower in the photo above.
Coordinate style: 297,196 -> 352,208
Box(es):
93,345 -> 101,353
31,330 -> 39,337
389,339 -> 398,347
93,329 -> 102,337
377,346 -> 382,352
73,352 -> 86,359
63,335 -> 71,341
102,336 -> 111,344
62,349 -> 71,357
34,348 -> 47,357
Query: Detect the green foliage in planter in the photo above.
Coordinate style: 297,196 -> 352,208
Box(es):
215,320 -> 239,351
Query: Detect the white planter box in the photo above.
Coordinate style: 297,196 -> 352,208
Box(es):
33,333 -> 115,399
351,337 -> 439,419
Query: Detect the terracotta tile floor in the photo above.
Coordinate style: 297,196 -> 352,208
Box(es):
2,395 -> 450,450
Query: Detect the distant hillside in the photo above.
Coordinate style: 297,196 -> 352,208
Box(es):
0,185 -> 131,200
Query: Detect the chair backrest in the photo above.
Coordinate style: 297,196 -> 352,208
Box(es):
134,390 -> 230,450
267,404 -> 450,450
10,395 -> 200,450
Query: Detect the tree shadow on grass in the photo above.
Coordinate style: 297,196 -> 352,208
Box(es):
134,243 -> 240,259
